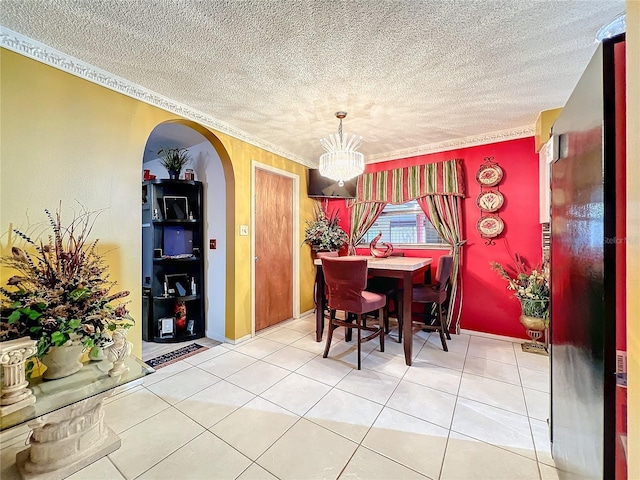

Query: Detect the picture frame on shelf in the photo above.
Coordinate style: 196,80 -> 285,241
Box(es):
159,317 -> 175,338
164,274 -> 192,297
163,196 -> 189,220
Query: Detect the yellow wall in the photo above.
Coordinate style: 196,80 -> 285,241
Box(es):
0,49 -> 317,355
534,107 -> 562,152
626,0 -> 639,475
192,128 -> 318,340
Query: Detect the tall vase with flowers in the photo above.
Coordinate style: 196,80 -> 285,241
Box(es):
491,253 -> 550,354
0,204 -> 134,379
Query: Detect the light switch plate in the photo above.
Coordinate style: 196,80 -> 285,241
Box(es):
240,225 -> 249,236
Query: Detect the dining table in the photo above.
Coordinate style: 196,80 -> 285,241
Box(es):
314,255 -> 433,366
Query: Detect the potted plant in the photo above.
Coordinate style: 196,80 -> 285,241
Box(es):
491,253 -> 549,350
158,147 -> 191,179
0,204 -> 134,379
303,205 -> 348,252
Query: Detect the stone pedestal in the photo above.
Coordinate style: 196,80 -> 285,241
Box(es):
0,337 -> 38,416
15,389 -> 120,479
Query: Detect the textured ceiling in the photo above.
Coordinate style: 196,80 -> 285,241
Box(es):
0,0 -> 626,166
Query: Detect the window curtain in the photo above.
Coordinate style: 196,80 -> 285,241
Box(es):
348,158 -> 466,333
416,195 -> 466,334
355,159 -> 464,203
347,201 -> 387,255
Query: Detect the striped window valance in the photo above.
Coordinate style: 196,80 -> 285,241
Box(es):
355,158 -> 465,204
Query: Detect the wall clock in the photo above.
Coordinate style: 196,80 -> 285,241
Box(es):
476,164 -> 504,187
476,191 -> 504,212
477,215 -> 504,238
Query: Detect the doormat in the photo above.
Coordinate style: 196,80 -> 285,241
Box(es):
145,343 -> 209,369
521,342 -> 548,356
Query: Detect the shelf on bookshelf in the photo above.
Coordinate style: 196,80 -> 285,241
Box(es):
153,294 -> 200,302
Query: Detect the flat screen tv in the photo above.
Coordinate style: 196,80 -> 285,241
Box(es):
307,169 -> 357,198
163,226 -> 193,256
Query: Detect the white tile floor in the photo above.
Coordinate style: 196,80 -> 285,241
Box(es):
1,313 -> 560,480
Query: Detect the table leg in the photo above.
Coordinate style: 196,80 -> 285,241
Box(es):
315,265 -> 325,342
16,389 -> 120,479
402,271 -> 413,366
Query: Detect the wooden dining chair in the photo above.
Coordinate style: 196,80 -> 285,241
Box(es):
314,251 -> 339,318
321,257 -> 385,369
399,255 -> 454,351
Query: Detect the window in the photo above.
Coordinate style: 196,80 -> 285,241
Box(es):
359,200 -> 448,248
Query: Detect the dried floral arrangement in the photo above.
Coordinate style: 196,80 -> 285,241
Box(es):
490,253 -> 549,321
0,204 -> 133,359
303,205 -> 348,252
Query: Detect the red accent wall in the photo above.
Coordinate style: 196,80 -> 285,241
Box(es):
325,136 -> 541,339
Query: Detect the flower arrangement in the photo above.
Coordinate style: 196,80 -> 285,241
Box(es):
158,147 -> 191,176
490,253 -> 549,321
0,205 -> 134,360
303,205 -> 348,252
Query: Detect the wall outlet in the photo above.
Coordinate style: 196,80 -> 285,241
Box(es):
240,225 -> 249,236
209,239 -> 217,249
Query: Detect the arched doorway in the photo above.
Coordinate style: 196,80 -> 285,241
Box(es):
141,120 -> 234,354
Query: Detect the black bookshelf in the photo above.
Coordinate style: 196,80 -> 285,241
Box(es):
142,179 -> 205,342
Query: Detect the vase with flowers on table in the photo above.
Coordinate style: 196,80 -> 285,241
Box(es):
0,204 -> 134,384
303,205 -> 348,257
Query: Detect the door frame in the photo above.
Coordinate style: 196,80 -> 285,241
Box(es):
251,161 -> 300,336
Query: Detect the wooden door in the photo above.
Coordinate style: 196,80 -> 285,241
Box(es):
255,169 -> 293,331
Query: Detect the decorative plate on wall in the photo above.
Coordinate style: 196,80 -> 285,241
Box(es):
476,164 -> 504,187
476,191 -> 504,212
476,215 -> 504,238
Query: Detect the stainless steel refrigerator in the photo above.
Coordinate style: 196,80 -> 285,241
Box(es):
549,34 -> 626,479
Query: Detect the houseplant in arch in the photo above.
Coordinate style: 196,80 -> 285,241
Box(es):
158,147 -> 191,179
0,204 -> 134,379
491,253 -> 550,354
303,205 -> 348,253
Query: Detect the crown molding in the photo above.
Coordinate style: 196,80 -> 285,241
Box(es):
2,27 -> 534,170
0,27 -> 314,168
367,125 -> 536,164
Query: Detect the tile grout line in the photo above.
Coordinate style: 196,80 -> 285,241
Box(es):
436,337 -> 467,480
514,342 -> 546,480
109,318 -> 550,480
120,406 -> 207,480
106,454 -> 127,480
440,339 -> 546,474
105,387 -> 173,436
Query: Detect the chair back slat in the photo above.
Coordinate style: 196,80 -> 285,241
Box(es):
435,255 -> 454,292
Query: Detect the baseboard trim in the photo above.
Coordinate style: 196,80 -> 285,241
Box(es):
224,333 -> 252,345
460,329 -> 526,344
299,309 -> 314,318
206,332 -> 227,343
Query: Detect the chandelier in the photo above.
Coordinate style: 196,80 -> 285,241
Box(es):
319,111 -> 364,186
